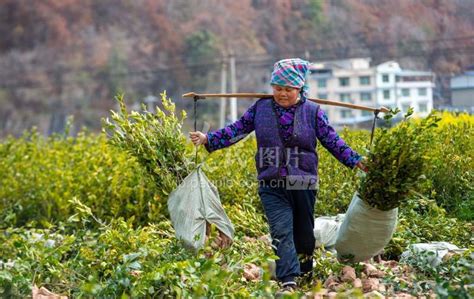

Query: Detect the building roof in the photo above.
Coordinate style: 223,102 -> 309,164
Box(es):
451,71 -> 474,89
396,70 -> 433,76
453,71 -> 474,78
310,57 -> 371,71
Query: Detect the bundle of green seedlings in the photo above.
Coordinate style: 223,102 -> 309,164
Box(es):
103,93 -> 230,245
358,108 -> 440,211
102,92 -> 193,200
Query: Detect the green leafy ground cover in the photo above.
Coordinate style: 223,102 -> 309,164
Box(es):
0,94 -> 472,298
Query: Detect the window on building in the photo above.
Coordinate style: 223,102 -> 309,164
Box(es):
339,77 -> 350,87
383,90 -> 390,100
419,102 -> 428,112
401,88 -> 410,97
418,88 -> 427,96
362,110 -> 372,117
317,93 -> 327,99
382,74 -> 389,83
340,93 -> 351,102
317,79 -> 327,88
402,104 -> 411,113
359,76 -> 370,85
360,92 -> 372,101
340,110 -> 353,119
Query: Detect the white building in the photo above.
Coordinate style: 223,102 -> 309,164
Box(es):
449,69 -> 474,113
308,58 -> 434,128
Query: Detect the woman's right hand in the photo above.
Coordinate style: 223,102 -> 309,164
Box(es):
189,131 -> 208,146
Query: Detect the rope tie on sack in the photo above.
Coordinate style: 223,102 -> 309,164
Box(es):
193,96 -> 199,165
369,109 -> 380,147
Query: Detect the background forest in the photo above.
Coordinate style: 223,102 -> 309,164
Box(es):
1,0 -> 474,136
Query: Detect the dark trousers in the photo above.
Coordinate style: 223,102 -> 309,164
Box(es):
258,184 -> 316,283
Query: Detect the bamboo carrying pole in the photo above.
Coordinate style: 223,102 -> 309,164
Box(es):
183,92 -> 390,113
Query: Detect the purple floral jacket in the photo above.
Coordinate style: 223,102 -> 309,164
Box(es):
204,97 -> 361,169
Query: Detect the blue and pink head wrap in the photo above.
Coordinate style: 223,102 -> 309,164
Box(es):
270,58 -> 311,97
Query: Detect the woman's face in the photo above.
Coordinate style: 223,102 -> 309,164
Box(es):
272,85 -> 300,108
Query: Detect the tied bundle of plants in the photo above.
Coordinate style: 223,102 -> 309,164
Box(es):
358,108 -> 440,210
103,93 -> 234,250
336,108 -> 440,262
102,92 -> 192,203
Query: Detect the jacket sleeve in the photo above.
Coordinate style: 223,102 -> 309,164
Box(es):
205,103 -> 256,153
315,106 -> 362,168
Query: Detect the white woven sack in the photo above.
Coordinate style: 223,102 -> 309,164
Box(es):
314,214 -> 345,249
168,166 -> 234,251
335,192 -> 398,262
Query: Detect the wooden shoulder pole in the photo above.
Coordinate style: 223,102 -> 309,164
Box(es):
182,92 -> 390,113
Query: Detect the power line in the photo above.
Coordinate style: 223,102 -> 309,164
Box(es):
1,44 -> 473,90
1,34 -> 473,88
241,34 -> 474,60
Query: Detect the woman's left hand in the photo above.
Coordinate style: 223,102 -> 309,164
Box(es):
356,161 -> 368,173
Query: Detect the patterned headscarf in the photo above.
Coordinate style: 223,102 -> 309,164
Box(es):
270,58 -> 311,98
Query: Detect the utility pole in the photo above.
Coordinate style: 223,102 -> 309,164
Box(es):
229,51 -> 238,122
144,95 -> 158,113
219,54 -> 228,127
304,49 -> 310,61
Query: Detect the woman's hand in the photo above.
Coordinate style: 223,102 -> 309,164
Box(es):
189,131 -> 208,146
356,161 -> 368,173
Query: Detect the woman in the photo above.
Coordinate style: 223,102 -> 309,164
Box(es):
190,58 -> 366,294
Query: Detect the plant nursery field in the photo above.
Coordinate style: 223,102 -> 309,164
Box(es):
0,94 -> 472,298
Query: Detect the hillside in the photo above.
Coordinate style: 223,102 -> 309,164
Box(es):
0,0 -> 473,136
